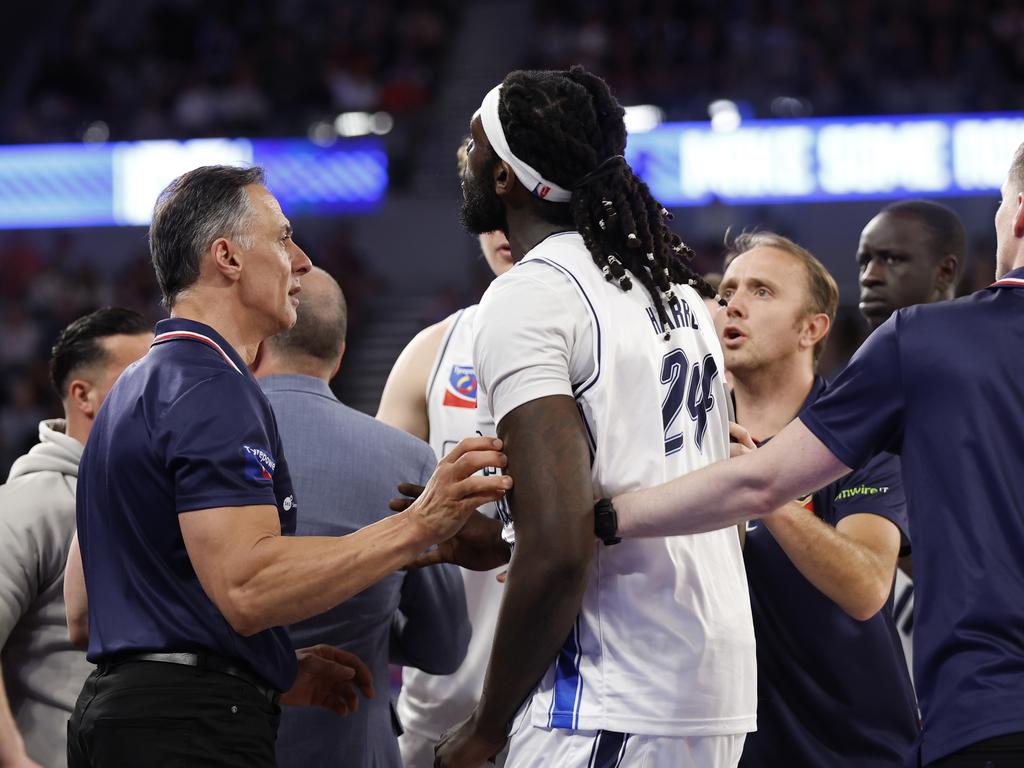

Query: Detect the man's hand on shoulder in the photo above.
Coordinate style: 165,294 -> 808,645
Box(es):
281,645 -> 374,717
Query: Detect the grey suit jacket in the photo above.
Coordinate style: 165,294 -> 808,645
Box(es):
261,375 -> 470,768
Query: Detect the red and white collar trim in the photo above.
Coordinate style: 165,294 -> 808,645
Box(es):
992,277 -> 1024,288
151,330 -> 243,374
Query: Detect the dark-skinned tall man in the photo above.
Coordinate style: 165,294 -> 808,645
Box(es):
855,199 -> 966,676
435,67 -> 756,768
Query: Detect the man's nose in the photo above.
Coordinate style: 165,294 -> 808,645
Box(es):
292,244 -> 313,275
725,294 -> 745,318
860,257 -> 885,287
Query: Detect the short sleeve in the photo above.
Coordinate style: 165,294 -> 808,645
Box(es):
473,265 -> 594,426
163,374 -> 281,513
800,313 -> 906,469
829,452 -> 910,555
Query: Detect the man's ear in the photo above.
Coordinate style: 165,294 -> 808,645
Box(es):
801,313 -> 831,353
211,237 -> 242,282
66,379 -> 97,418
494,160 -> 515,196
934,253 -> 959,295
1014,192 -> 1024,239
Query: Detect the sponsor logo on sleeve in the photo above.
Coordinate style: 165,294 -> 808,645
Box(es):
443,364 -> 478,409
240,445 -> 276,482
833,485 -> 889,503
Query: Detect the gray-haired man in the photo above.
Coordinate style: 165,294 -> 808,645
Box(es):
66,165 -> 510,767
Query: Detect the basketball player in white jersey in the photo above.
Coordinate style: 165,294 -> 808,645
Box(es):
434,67 -> 756,768
377,141 -> 514,768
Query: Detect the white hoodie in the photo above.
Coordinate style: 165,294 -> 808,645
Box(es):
1,419 -> 93,767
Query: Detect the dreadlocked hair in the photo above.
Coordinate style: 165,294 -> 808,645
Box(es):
497,66 -> 722,338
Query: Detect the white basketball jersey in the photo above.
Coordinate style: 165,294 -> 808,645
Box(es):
396,306 -> 507,740
475,233 -> 757,737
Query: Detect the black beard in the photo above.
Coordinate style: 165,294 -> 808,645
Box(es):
459,170 -> 508,236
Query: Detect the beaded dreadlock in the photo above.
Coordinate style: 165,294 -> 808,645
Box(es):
496,66 -> 723,338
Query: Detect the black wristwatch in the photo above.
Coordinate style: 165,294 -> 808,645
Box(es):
594,498 -> 621,545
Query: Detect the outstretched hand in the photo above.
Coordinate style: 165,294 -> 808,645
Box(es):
392,484 -> 511,572
281,644 -> 374,717
405,437 -> 512,545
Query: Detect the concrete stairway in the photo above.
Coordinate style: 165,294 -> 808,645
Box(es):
413,0 -> 533,195
333,295 -> 442,416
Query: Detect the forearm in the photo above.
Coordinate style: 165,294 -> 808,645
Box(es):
474,539 -> 591,739
764,505 -> 893,620
616,418 -> 849,538
186,436 -> 509,637
390,566 -> 470,673
228,510 -> 434,635
616,449 -> 774,537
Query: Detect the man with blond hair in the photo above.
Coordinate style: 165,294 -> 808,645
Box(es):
717,232 -> 917,766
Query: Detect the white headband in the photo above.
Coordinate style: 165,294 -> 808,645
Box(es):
476,84 -> 572,203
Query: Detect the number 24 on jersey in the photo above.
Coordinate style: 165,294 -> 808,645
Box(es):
660,348 -> 719,455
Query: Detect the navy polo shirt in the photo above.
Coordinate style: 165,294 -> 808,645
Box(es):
800,269 -> 1024,764
740,377 -> 918,768
77,317 -> 298,692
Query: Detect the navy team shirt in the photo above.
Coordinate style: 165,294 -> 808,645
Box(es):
77,317 -> 299,692
741,377 -> 918,768
800,269 -> 1024,764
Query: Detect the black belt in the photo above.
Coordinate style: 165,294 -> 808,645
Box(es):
111,652 -> 281,705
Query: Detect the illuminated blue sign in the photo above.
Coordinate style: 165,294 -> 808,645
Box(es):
625,113 -> 1024,205
0,137 -> 387,229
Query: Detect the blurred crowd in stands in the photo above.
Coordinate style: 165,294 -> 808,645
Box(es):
0,0 -> 1017,477
530,0 -> 1024,120
3,0 -> 457,186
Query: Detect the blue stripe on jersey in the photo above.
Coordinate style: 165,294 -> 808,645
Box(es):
522,257 -> 602,399
549,618 -> 584,729
588,731 -> 630,768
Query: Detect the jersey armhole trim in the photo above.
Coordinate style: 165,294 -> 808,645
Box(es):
425,309 -> 464,406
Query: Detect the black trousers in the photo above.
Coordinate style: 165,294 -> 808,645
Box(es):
927,732 -> 1024,768
68,660 -> 280,767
